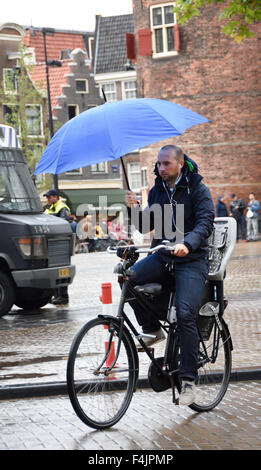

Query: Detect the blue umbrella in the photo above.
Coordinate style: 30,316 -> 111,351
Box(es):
34,98 -> 209,186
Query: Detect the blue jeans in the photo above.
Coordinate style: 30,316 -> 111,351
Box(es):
237,214 -> 246,240
129,252 -> 209,381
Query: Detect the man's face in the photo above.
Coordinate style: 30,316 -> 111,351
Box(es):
249,194 -> 254,201
156,149 -> 183,183
46,195 -> 58,205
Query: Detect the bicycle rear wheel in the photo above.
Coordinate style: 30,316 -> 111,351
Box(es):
190,317 -> 232,412
67,316 -> 138,429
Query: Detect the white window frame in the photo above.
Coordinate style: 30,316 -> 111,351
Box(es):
67,104 -> 79,119
150,2 -> 178,58
100,82 -> 117,102
91,161 -> 108,174
25,104 -> 43,137
75,79 -> 89,93
128,162 -> 141,193
141,166 -> 148,189
122,80 -> 137,100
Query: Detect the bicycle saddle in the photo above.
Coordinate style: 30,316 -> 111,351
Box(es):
134,283 -> 162,296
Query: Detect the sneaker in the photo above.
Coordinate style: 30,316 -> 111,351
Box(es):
52,296 -> 69,306
179,380 -> 196,406
137,328 -> 165,348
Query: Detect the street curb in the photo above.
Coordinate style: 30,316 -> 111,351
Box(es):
0,368 -> 260,400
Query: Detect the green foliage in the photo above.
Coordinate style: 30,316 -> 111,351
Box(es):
173,0 -> 260,43
0,43 -> 46,174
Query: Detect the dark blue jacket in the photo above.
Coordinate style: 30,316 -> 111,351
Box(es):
133,155 -> 214,263
216,196 -> 228,217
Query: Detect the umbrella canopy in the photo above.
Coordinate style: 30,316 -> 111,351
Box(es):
34,98 -> 209,175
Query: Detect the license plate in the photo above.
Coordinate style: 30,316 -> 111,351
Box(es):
59,268 -> 70,277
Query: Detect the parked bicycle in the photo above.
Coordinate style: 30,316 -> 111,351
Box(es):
67,217 -> 237,430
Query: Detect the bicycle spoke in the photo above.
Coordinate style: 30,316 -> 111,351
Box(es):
67,317 -> 137,429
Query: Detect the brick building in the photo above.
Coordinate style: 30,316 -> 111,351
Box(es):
131,1 -> 261,212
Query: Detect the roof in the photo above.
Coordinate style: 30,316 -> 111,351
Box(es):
28,60 -> 71,110
94,14 -> 134,74
22,27 -> 89,63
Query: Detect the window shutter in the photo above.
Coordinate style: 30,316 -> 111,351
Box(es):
138,29 -> 152,56
174,24 -> 180,52
126,33 -> 136,60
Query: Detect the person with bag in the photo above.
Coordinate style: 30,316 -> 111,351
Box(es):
246,192 -> 260,241
229,193 -> 246,241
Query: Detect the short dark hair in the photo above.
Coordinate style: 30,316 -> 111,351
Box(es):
231,193 -> 236,198
249,192 -> 255,196
159,144 -> 184,162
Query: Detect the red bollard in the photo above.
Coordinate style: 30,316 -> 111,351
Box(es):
100,282 -> 115,367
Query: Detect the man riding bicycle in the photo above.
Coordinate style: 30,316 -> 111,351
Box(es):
125,145 -> 215,405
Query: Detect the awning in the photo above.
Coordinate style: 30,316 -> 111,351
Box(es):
60,188 -> 126,215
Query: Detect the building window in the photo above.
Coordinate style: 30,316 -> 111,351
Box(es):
65,168 -> 83,175
68,105 -> 79,120
150,3 -> 177,57
128,162 -> 141,192
91,162 -> 107,173
3,69 -> 17,93
141,167 -> 148,188
3,104 -> 19,135
101,83 -> 117,102
26,105 -> 42,136
122,80 -> 137,100
75,79 -> 88,93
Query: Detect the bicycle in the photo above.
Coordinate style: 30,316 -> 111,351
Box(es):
67,217 -> 237,430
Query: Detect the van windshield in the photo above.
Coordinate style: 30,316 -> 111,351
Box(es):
0,150 -> 43,214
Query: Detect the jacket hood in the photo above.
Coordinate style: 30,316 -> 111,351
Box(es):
153,154 -> 201,191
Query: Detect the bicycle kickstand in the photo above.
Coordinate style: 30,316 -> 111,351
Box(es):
169,374 -> 179,405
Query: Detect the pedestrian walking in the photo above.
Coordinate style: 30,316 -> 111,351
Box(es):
246,192 -> 260,241
216,195 -> 228,217
229,193 -> 246,241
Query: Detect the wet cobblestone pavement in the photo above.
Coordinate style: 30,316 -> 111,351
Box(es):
0,240 -> 260,451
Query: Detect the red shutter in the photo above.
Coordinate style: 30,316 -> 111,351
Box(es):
125,33 -> 136,60
138,28 -> 152,56
174,24 -> 180,52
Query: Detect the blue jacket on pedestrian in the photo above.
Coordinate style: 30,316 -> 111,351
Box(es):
132,155 -> 215,264
248,199 -> 260,218
216,196 -> 228,217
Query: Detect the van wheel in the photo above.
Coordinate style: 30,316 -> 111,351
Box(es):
0,272 -> 15,317
14,288 -> 54,311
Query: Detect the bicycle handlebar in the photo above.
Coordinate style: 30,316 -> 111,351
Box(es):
106,241 -> 176,255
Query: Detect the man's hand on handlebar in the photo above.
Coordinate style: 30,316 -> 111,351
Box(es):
171,243 -> 189,257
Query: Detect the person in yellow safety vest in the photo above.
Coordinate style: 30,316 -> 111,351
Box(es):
44,189 -> 71,221
44,189 -> 71,305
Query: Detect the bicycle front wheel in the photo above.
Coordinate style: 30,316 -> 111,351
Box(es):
67,316 -> 138,429
190,317 -> 232,412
